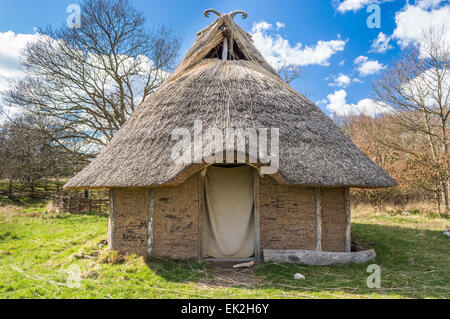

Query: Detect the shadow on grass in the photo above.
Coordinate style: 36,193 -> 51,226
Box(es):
69,212 -> 109,218
144,257 -> 209,283
143,223 -> 449,298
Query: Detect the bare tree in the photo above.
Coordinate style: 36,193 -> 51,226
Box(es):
373,27 -> 449,215
5,0 -> 180,159
0,113 -> 78,198
276,64 -> 303,84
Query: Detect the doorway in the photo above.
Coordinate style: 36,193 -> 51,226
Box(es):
201,165 -> 256,260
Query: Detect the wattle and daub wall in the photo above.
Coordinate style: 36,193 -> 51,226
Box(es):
110,173 -> 347,259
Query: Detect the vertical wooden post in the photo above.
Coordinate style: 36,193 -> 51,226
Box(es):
198,173 -> 205,261
253,169 -> 261,262
148,189 -> 155,256
222,37 -> 228,61
228,36 -> 234,60
315,188 -> 322,252
344,188 -> 351,252
108,189 -> 115,250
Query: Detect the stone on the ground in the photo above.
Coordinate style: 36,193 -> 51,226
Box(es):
444,230 -> 450,237
401,211 -> 411,216
98,239 -> 108,248
81,270 -> 98,279
294,273 -> 305,280
233,261 -> 254,269
70,252 -> 85,260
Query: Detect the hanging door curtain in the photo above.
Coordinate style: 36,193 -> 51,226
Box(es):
202,165 -> 255,259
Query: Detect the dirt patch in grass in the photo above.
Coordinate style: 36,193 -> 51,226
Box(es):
0,204 -> 43,218
0,206 -> 21,217
196,262 -> 260,288
0,203 -> 72,219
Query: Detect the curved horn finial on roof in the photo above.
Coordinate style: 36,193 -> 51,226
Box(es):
230,10 -> 248,20
204,9 -> 222,18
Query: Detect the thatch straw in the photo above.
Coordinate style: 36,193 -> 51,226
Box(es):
65,13 -> 397,190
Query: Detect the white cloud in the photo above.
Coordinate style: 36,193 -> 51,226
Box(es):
354,55 -> 368,64
0,31 -> 40,123
334,0 -> 372,13
276,22 -> 285,30
251,21 -> 346,69
329,73 -> 352,88
0,31 -> 39,94
416,0 -> 447,9
354,55 -> 385,76
325,89 -> 391,116
370,32 -> 393,53
253,21 -> 272,33
404,66 -> 450,108
334,0 -> 393,13
393,2 -> 450,54
316,98 -> 328,106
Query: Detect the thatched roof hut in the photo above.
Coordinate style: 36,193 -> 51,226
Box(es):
65,10 -> 396,263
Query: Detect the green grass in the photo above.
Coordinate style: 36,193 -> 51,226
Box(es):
0,204 -> 448,299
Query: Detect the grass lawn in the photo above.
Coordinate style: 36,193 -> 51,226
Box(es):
0,202 -> 448,299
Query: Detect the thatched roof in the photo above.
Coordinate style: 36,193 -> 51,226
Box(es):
65,12 -> 397,190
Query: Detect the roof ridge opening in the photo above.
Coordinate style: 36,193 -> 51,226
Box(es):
203,32 -> 248,61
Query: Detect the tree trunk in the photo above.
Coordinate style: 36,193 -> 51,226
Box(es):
30,179 -> 35,199
8,179 -> 13,198
442,180 -> 449,215
435,188 -> 442,215
19,181 -> 25,197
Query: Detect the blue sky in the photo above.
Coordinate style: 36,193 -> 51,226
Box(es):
0,0 -> 449,117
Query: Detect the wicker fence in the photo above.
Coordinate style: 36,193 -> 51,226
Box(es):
0,180 -> 109,215
51,191 -> 109,215
0,180 -> 65,200
51,194 -> 109,215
